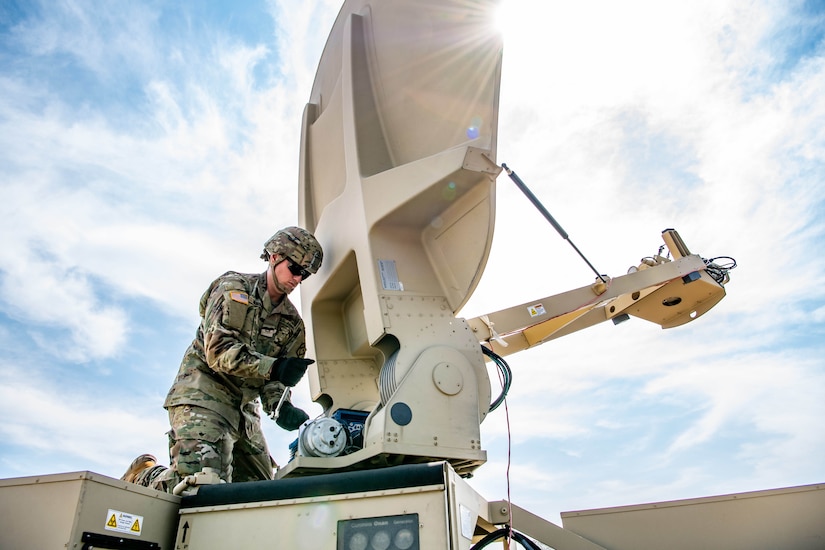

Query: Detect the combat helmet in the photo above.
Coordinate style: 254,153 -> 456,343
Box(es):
261,226 -> 323,274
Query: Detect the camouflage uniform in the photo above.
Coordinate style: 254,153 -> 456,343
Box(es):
161,270 -> 307,489
120,453 -> 168,488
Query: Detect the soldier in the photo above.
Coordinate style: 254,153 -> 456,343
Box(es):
135,227 -> 323,492
121,453 -> 167,487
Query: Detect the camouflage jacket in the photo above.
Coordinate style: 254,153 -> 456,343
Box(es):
164,271 -> 306,428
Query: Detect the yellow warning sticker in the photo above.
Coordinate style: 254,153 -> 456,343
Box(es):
528,303 -> 546,318
105,509 -> 143,536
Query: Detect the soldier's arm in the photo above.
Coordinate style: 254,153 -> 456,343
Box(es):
257,326 -> 307,402
201,281 -> 276,380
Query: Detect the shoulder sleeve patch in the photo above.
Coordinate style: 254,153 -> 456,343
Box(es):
223,290 -> 249,331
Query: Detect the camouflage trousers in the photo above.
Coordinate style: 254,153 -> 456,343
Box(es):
158,404 -> 275,492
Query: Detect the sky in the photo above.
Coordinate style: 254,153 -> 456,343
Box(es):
1,0 -> 824,531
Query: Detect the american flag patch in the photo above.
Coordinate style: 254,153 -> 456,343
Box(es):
229,291 -> 249,304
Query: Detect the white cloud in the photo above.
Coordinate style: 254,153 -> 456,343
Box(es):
270,0 -> 343,93
10,1 -> 162,79
0,0 -> 345,361
0,361 -> 169,478
0,236 -> 128,362
644,352 -> 825,465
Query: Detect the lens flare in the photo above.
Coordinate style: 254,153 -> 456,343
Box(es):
442,181 -> 457,200
466,116 -> 483,139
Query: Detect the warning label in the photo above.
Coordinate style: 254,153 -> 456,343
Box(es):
527,303 -> 546,318
105,509 -> 143,536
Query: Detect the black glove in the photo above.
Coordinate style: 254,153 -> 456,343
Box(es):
275,401 -> 309,431
271,357 -> 314,386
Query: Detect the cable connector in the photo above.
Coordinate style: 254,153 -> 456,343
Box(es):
172,467 -> 225,496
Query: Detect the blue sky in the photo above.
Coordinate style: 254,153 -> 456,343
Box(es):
1,0 -> 824,527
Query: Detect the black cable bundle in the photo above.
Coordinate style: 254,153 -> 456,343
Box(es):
470,527 -> 543,550
482,345 -> 512,412
703,255 -> 737,285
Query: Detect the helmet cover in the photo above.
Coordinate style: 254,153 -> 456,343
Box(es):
262,226 -> 323,274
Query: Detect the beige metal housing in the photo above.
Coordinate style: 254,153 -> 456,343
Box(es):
0,470 -> 180,550
2,468 -> 822,549
561,482 -> 825,550
173,462 -> 490,550
291,0 -> 503,475
167,466 -> 825,549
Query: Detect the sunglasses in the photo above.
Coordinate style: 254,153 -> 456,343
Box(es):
286,258 -> 312,280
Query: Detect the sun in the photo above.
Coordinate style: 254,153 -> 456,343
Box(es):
492,0 -> 514,37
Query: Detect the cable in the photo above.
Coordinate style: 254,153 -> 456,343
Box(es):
482,345 -> 512,412
483,342 -> 516,547
703,255 -> 737,285
470,527 -> 543,550
502,381 -> 513,542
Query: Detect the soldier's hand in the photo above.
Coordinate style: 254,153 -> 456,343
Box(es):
275,402 -> 309,431
271,357 -> 314,386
